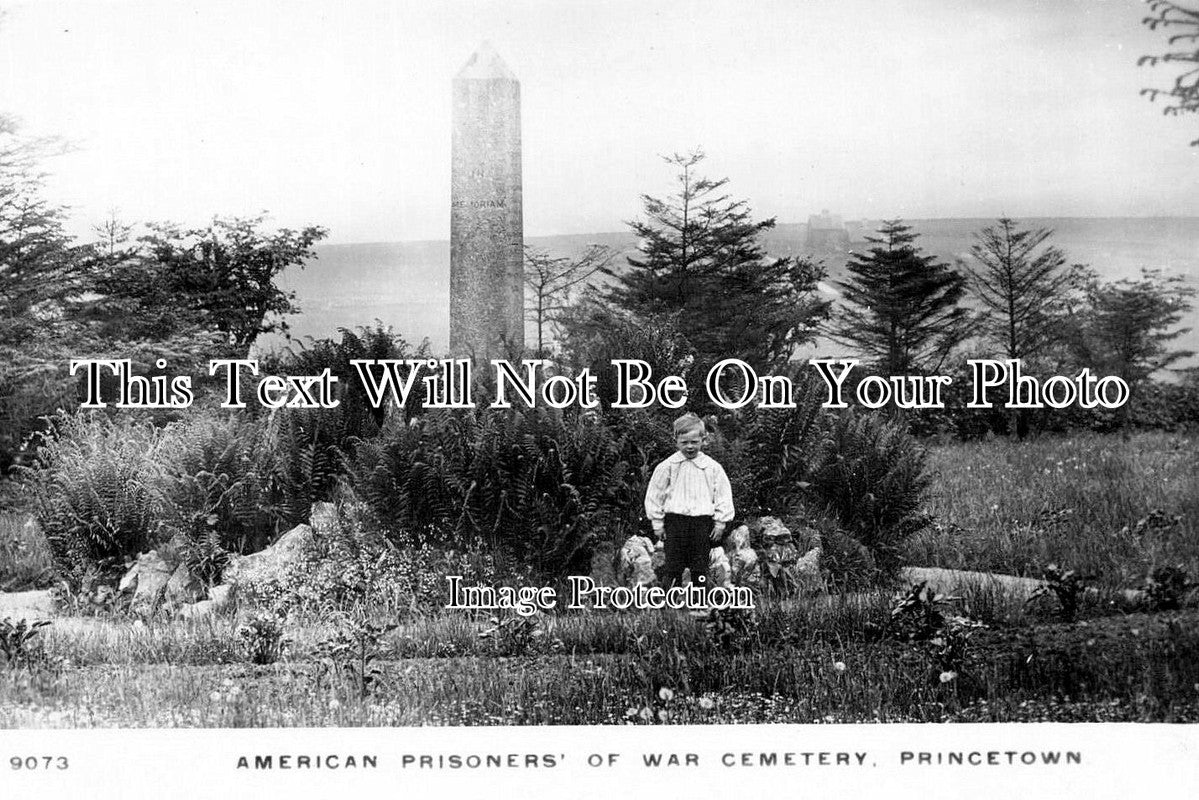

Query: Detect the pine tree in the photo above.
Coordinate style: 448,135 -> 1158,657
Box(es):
967,219 -> 1071,363
831,220 -> 971,376
605,150 -> 828,372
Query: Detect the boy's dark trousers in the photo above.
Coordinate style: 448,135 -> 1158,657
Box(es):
661,513 -> 712,601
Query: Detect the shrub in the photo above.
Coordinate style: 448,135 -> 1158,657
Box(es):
22,412 -> 168,581
349,407 -> 639,578
0,617 -> 50,669
314,608 -> 397,699
738,371 -> 823,515
1144,565 -> 1196,611
1027,563 -> 1095,622
236,612 -> 288,665
157,413 -> 277,564
805,410 -> 932,579
260,323 -> 432,437
258,406 -> 349,525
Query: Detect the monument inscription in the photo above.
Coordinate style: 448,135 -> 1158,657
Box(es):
449,42 -> 524,361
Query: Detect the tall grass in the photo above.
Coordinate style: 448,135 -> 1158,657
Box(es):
0,512 -> 56,591
4,608 -> 1197,727
907,432 -> 1199,587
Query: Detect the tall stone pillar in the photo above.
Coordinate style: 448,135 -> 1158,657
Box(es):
450,42 -> 524,361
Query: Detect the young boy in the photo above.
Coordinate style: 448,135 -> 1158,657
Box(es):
644,412 -> 735,604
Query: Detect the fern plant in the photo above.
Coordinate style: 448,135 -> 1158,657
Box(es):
21,411 -> 168,582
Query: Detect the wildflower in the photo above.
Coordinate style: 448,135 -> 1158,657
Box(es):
698,696 -> 715,711
329,699 -> 341,710
638,707 -> 653,721
939,671 -> 958,683
657,709 -> 669,723
209,691 -> 221,702
625,706 -> 638,718
833,661 -> 847,673
658,687 -> 674,702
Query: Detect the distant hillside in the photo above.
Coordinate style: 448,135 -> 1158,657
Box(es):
270,218 -> 1199,366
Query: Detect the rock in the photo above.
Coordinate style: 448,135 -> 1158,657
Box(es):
589,543 -> 617,587
178,600 -> 216,621
723,526 -> 761,588
224,523 -> 315,590
165,563 -> 205,605
900,566 -> 1043,599
0,589 -> 56,621
616,536 -> 657,587
792,546 -> 825,595
708,547 -> 732,588
726,524 -> 752,551
308,501 -> 339,536
759,516 -> 793,546
208,584 -> 234,609
121,550 -> 174,615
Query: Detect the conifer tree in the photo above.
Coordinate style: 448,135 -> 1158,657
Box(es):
831,220 -> 971,376
967,218 -> 1071,363
605,150 -> 828,372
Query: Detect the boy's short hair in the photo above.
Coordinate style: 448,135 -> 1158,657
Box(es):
672,412 -> 706,438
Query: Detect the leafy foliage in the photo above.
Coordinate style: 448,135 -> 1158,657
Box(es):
1144,565 -> 1197,611
804,410 -> 932,579
0,617 -> 51,669
314,610 -> 397,699
350,407 -> 639,577
1140,0 -> 1199,146
22,412 -> 167,581
157,413 -> 277,562
260,323 -> 432,434
1028,563 -> 1096,622
129,216 -> 327,349
236,611 -> 289,665
1064,267 -> 1195,392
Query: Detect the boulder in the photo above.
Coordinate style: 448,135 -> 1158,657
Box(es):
792,546 -> 825,595
208,584 -> 234,609
760,516 -> 792,546
178,599 -> 219,618
223,523 -> 315,591
177,600 -> 217,621
120,550 -> 174,615
723,525 -> 760,588
165,563 -> 205,605
617,536 -> 657,587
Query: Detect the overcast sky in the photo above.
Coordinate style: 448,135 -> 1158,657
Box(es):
2,0 -> 1196,244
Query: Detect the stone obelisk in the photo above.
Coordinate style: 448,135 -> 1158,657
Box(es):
450,42 -> 523,361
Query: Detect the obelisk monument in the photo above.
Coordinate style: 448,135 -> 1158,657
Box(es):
450,42 -> 524,361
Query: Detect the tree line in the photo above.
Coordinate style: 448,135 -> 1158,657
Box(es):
2,119 -> 1196,472
527,150 -> 1196,437
0,115 -> 325,468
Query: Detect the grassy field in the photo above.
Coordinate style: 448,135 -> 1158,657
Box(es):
908,431 -> 1199,586
1,431 -> 1197,727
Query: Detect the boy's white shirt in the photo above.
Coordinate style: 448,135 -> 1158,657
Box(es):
644,450 -> 735,534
